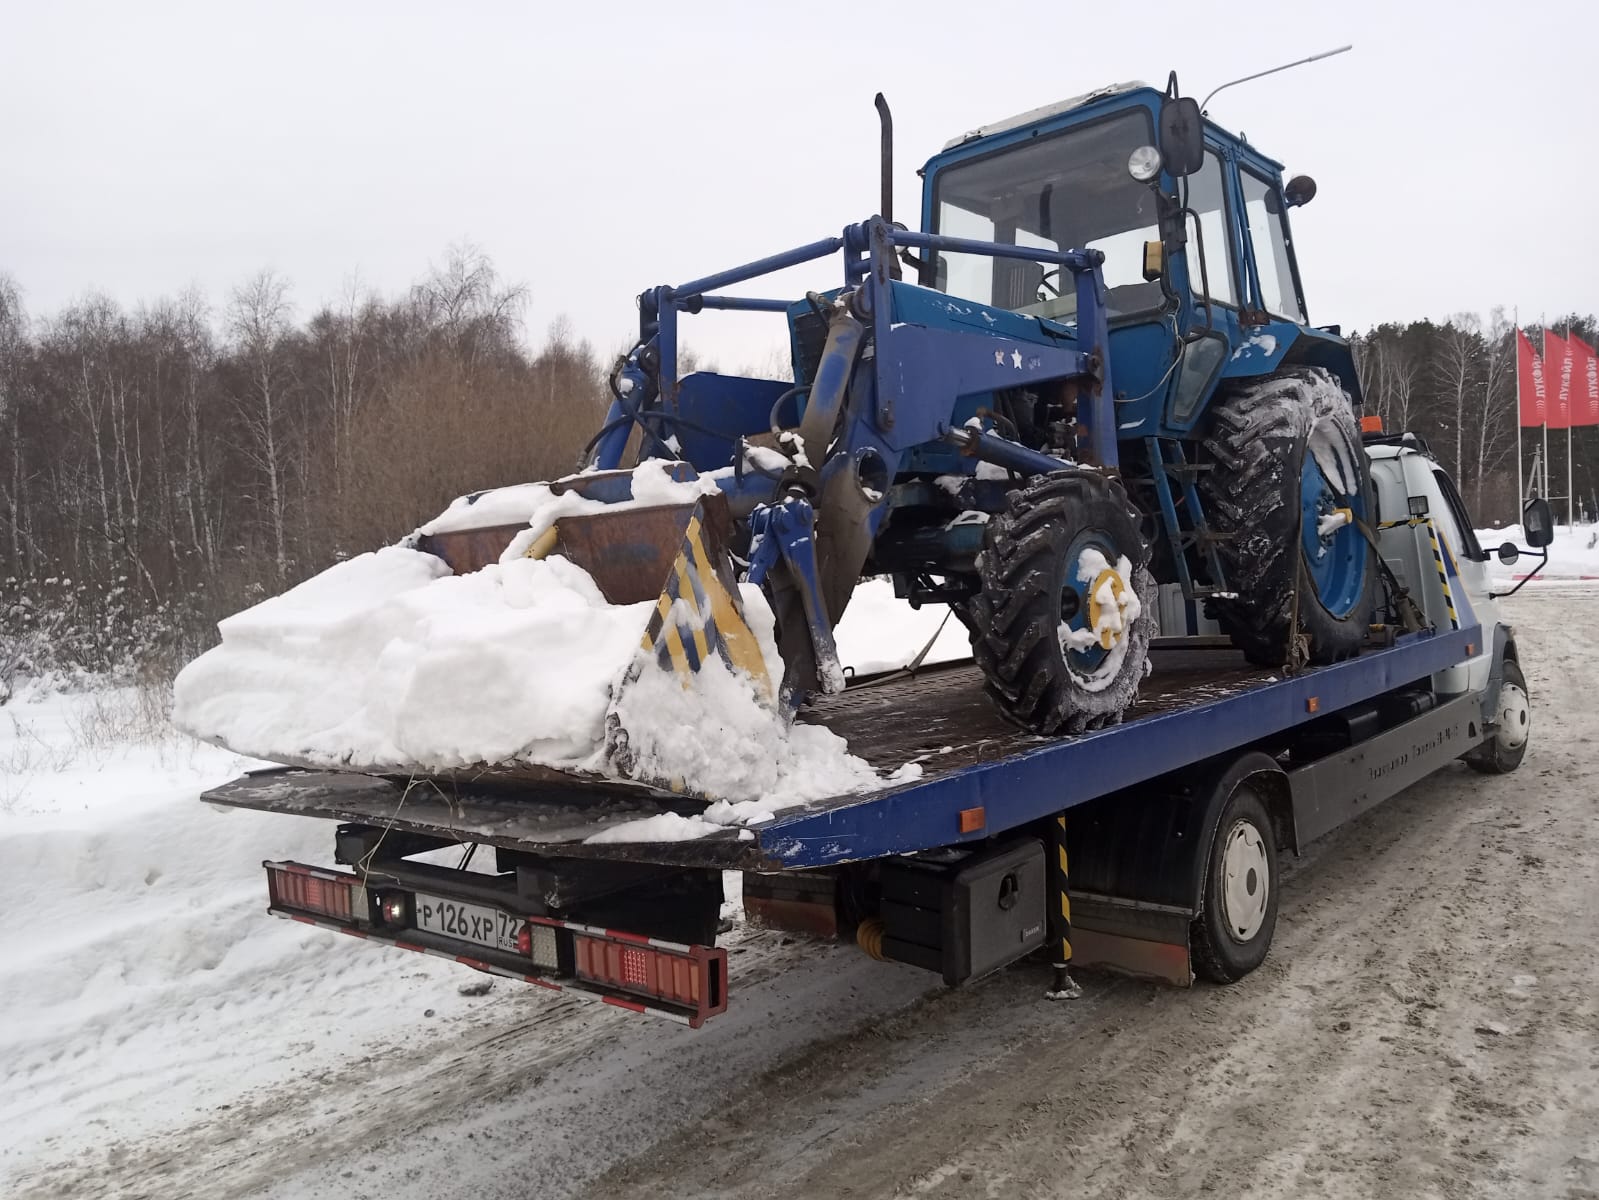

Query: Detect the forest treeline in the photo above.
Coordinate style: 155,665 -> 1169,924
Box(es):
0,254 -> 1590,688
0,250 -> 616,688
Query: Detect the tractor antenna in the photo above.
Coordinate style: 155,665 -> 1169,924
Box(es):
1199,44 -> 1352,116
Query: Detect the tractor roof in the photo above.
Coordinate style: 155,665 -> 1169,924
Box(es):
940,81 -> 1152,150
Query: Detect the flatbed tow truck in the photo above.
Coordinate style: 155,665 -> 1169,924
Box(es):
205,436 -> 1553,1028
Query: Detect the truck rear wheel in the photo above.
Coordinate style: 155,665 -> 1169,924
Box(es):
1200,369 -> 1377,667
1192,782 -> 1280,984
970,471 -> 1155,734
1467,658 -> 1530,774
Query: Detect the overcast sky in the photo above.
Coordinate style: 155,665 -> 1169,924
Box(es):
3,0 -> 1592,368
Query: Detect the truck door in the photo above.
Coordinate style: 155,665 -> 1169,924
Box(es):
1410,457 -> 1493,694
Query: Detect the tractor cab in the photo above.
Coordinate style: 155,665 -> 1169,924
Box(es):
917,81 -> 1353,439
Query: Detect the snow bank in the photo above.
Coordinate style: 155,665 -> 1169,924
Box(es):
173,462 -> 916,822
1478,521 -> 1599,582
0,690 -> 525,1171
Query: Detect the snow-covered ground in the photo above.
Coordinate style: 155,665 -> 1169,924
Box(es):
3,548 -> 1592,1198
0,584 -> 962,1196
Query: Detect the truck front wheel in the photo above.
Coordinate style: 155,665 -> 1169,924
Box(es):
1467,658 -> 1530,775
1192,782 -> 1280,984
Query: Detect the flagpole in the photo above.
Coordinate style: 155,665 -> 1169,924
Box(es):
1542,325 -> 1551,503
1515,309 -> 1524,509
1567,321 -> 1575,527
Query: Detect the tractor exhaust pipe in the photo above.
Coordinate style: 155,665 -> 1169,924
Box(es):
874,92 -> 901,281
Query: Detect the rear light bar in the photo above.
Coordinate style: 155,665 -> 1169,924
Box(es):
262,861 -> 728,1027
571,927 -> 725,1021
266,861 -> 363,922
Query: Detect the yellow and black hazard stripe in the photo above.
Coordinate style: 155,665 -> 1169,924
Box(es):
1422,520 -> 1460,631
638,509 -> 774,703
1052,814 -> 1072,966
1375,516 -> 1462,631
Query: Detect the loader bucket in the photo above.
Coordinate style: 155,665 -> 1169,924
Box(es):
416,469 -> 776,792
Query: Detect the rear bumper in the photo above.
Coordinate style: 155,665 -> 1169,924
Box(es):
265,861 -> 729,1028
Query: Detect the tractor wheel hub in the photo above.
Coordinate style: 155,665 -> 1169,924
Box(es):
1086,567 -> 1132,651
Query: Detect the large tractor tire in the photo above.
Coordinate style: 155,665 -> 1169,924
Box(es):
1199,368 -> 1377,667
970,471 -> 1156,734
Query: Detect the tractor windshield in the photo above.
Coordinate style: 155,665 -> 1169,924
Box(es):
931,109 -> 1161,323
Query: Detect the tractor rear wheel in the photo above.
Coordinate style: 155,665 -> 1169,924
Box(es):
1199,368 -> 1377,667
970,471 -> 1156,734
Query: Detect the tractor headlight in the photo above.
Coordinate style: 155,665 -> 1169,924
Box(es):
1127,145 -> 1163,183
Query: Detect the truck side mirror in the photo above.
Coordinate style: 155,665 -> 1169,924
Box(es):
1158,97 -> 1205,178
1522,497 -> 1554,548
1497,542 -> 1520,566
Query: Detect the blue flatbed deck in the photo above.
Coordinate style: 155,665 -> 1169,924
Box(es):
204,622 -> 1480,871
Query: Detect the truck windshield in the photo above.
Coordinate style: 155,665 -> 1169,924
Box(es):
931,109 -> 1161,323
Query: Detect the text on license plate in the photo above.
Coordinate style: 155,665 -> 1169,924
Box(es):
413,893 -> 522,953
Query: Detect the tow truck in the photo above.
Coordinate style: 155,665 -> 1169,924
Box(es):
206,434 -> 1553,1027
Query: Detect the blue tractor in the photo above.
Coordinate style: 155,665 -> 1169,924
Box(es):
577,76 -> 1375,736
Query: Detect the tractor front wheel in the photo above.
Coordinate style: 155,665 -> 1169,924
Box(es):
970,471 -> 1156,735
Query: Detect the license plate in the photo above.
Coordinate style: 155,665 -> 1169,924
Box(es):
413,892 -> 523,953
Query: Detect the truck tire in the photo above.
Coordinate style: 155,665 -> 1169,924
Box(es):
1466,658 -> 1530,774
1200,368 -> 1377,667
970,471 -> 1156,734
1191,782 -> 1280,984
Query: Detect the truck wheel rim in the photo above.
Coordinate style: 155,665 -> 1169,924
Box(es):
1221,818 -> 1270,941
1497,682 -> 1530,750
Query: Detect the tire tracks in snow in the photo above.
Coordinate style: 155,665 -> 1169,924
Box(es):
584,592 -> 1599,1200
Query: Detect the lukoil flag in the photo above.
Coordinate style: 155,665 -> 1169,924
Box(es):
1570,335 -> 1599,427
1517,329 -> 1547,425
1543,330 -> 1573,430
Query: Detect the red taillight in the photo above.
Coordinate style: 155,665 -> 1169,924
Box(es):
573,934 -> 719,1013
267,863 -> 359,922
515,925 -> 531,955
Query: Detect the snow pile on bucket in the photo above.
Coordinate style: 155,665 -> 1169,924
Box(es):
173,463 -> 908,822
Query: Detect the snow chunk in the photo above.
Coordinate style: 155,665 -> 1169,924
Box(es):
584,813 -> 725,844
1317,510 -> 1351,538
174,475 -> 899,807
1231,332 -> 1278,361
743,444 -> 791,475
420,459 -> 719,537
777,431 -> 811,469
174,549 -> 653,771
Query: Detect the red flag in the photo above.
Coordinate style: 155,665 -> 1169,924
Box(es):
1517,329 -> 1547,425
1570,335 -> 1599,427
1544,331 -> 1573,429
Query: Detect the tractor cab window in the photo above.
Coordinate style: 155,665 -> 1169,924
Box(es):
1240,169 -> 1306,323
932,109 -> 1162,323
1186,151 -> 1236,308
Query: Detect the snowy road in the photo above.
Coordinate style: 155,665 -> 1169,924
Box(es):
4,587 -> 1597,1199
